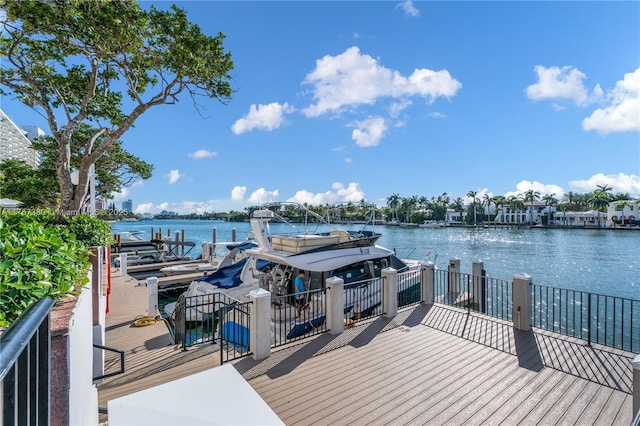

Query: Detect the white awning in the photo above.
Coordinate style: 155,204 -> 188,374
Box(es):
108,364 -> 283,425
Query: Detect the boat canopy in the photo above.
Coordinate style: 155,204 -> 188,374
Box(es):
195,257 -> 269,289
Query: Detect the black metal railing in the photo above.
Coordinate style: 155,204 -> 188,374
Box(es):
397,269 -> 421,309
271,288 -> 326,348
344,277 -> 382,322
531,284 -> 640,353
92,344 -> 125,381
173,293 -> 242,349
434,269 -> 512,321
481,276 -> 512,321
220,300 -> 252,364
0,297 -> 55,426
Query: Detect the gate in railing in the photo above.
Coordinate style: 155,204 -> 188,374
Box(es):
173,292 -> 253,363
433,268 -> 512,321
219,299 -> 252,364
398,269 -> 421,309
531,284 -> 640,353
0,297 -> 54,425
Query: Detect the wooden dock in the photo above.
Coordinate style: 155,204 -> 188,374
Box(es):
98,269 -> 635,425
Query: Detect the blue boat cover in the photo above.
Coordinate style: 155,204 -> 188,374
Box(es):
195,257 -> 271,288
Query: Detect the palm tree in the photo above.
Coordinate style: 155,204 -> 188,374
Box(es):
508,195 -> 524,223
492,195 -> 506,223
596,184 -> 613,197
386,193 -> 400,223
588,190 -> 610,227
565,192 -> 577,211
523,189 -> 541,224
466,190 -> 478,225
542,193 -> 558,225
482,194 -> 493,223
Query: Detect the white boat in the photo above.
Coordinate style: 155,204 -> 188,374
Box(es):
160,263 -> 217,276
164,202 -> 418,325
159,241 -> 255,277
419,220 -> 445,228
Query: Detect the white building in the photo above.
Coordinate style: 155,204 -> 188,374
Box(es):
552,210 -> 606,227
495,201 -> 555,224
606,199 -> 639,226
0,109 -> 42,168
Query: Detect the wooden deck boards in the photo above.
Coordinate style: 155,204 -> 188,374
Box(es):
98,271 -> 635,425
97,271 -> 220,423
237,305 -> 634,426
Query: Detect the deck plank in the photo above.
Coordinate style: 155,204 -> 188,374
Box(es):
98,275 -> 635,426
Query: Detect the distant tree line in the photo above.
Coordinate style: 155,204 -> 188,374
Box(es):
139,186 -> 637,226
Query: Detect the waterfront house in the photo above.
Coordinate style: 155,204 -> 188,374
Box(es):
607,199 -> 639,226
494,201 -> 555,224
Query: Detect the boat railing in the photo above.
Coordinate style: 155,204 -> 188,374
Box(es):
0,297 -> 55,425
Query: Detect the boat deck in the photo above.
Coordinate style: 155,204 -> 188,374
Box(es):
98,270 -> 635,425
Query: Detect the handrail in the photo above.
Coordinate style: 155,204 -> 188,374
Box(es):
0,297 -> 55,380
92,343 -> 125,380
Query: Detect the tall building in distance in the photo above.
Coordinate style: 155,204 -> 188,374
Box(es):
0,109 -> 42,168
122,199 -> 133,213
95,197 -> 107,211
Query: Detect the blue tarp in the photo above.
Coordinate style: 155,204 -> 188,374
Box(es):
195,257 -> 271,289
222,321 -> 249,350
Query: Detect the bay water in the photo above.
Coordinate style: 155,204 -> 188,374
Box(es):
111,219 -> 639,300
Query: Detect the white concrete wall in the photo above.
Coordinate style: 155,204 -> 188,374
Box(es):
68,271 -> 100,425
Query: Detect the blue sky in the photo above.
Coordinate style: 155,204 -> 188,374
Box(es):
3,1 -> 640,214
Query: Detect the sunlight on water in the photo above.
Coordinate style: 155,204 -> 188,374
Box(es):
112,220 -> 639,300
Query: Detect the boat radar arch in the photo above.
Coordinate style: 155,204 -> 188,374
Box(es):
250,209 -> 274,251
253,209 -> 275,219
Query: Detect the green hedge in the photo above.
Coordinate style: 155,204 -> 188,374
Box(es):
0,210 -> 113,327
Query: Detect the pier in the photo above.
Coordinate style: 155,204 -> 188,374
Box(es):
97,266 -> 636,425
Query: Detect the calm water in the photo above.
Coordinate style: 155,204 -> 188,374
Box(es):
111,220 -> 639,300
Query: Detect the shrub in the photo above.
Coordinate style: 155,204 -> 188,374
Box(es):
0,210 -> 112,327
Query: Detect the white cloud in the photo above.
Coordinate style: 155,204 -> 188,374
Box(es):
351,116 -> 387,147
135,202 -> 156,214
302,46 -> 461,118
248,188 -> 279,205
344,157 -> 352,163
167,170 -> 182,184
582,67 -> 640,134
389,99 -> 412,118
231,186 -> 246,201
396,1 -> 420,17
133,200 -> 219,215
505,180 -> 566,199
569,173 -> 640,197
231,102 -> 295,135
526,65 -> 591,106
189,149 -> 218,160
288,182 -> 366,205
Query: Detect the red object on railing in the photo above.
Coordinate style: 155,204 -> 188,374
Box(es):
106,245 -> 111,313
